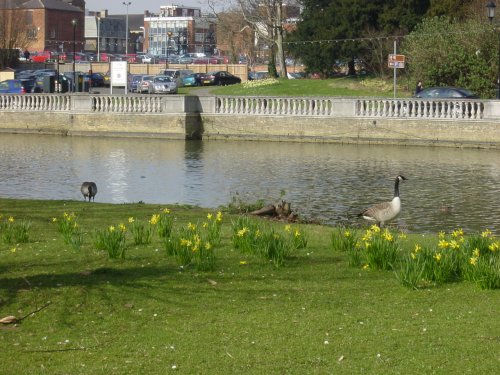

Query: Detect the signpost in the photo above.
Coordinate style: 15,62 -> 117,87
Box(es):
388,42 -> 406,98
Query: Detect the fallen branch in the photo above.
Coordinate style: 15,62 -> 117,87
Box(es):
0,301 -> 52,325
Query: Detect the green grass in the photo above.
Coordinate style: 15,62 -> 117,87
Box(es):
0,199 -> 498,374
183,75 -> 413,98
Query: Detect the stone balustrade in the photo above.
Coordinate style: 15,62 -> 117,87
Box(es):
0,93 -> 498,120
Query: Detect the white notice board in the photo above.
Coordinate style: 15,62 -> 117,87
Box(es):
110,61 -> 128,93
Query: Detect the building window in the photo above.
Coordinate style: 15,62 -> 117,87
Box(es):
27,27 -> 37,40
50,28 -> 56,39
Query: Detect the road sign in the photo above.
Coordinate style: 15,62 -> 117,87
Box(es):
388,54 -> 405,68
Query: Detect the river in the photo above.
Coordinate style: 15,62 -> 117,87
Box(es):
1,133 -> 499,234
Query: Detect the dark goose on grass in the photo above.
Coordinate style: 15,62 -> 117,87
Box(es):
81,182 -> 97,202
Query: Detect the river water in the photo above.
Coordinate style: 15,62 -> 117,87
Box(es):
1,133 -> 499,234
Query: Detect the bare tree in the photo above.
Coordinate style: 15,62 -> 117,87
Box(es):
236,0 -> 287,78
0,9 -> 32,68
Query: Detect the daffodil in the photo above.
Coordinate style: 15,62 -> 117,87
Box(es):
344,230 -> 351,237
128,217 -> 135,223
8,216 -> 15,223
10,247 -> 16,253
284,224 -> 291,232
370,224 -> 380,233
109,225 -> 116,232
207,213 -> 213,220
449,240 -> 460,250
481,229 -> 492,238
452,228 -> 464,237
163,208 -> 171,214
216,211 -> 223,222
52,217 -> 58,222
363,264 -> 370,270
205,242 -> 212,250
438,231 -> 446,239
469,257 -> 478,266
294,230 -> 301,238
150,214 -> 160,225
438,240 -> 449,249
414,244 -> 422,253
434,253 -> 442,262
237,227 -> 249,237
202,222 -> 208,228
473,248 -> 480,257
119,223 -> 126,232
488,242 -> 499,252
410,252 -> 417,260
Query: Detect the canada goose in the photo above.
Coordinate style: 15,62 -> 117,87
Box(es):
358,175 -> 407,226
81,182 -> 97,202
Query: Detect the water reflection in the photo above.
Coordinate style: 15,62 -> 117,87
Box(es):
0,133 -> 500,234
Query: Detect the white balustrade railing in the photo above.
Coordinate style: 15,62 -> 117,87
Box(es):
355,98 -> 484,120
91,95 -> 164,113
0,93 -> 492,120
0,94 -> 71,111
215,96 -> 335,116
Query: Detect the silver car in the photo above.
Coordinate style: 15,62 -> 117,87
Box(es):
148,75 -> 178,94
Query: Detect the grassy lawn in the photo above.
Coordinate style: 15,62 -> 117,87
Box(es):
0,199 -> 498,374
182,75 -> 413,98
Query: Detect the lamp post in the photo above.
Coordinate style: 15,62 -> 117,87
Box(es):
71,18 -> 77,92
166,31 -> 172,68
123,2 -> 131,55
487,0 -> 500,99
97,16 -> 101,62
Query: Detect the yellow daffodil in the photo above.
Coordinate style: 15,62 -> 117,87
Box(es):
187,222 -> 197,231
438,240 -> 449,249
363,264 -> 370,270
8,216 -> 15,223
452,228 -> 464,237
128,217 -> 135,223
119,223 -> 126,232
481,229 -> 492,238
434,253 -> 442,262
410,252 -> 416,260
207,213 -> 213,220
449,240 -> 460,250
488,242 -> 499,252
202,222 -> 208,228
398,232 -> 407,239
383,229 -> 393,242
150,214 -> 160,225
237,227 -> 249,237
284,224 -> 291,232
163,208 -> 171,214
294,230 -> 301,238
52,217 -> 58,222
473,248 -> 480,257
205,242 -> 212,250
469,257 -> 478,266
370,224 -> 380,233
239,260 -> 248,265
10,247 -> 16,253
109,225 -> 116,232
438,231 -> 446,239
414,244 -> 422,253
344,230 -> 351,237
216,211 -> 223,222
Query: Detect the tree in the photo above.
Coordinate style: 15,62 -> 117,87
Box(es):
237,0 -> 297,79
0,9 -> 32,68
402,16 -> 497,97
288,0 -> 431,77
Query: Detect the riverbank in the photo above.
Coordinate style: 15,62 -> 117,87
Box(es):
0,198 -> 498,374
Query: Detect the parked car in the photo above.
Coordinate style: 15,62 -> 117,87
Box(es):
0,79 -> 27,94
128,74 -> 145,92
137,75 -> 155,93
147,75 -> 178,94
248,71 -> 269,81
88,73 -> 106,87
413,87 -> 479,99
159,69 -> 193,87
182,73 -> 205,87
201,71 -> 241,86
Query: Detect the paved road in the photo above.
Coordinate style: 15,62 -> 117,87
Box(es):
86,86 -> 214,96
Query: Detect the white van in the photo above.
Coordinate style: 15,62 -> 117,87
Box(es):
159,69 -> 193,87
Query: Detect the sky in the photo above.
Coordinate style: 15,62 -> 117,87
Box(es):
83,0 -> 217,14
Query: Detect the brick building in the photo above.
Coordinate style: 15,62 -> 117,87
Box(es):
0,0 -> 85,54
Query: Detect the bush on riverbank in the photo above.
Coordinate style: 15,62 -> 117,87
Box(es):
0,198 -> 498,374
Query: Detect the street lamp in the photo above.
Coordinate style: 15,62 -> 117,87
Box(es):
97,17 -> 101,62
166,31 -> 173,68
71,18 -> 77,92
486,0 -> 500,99
123,2 -> 131,55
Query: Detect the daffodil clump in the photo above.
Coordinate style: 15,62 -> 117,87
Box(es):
331,226 -> 361,267
242,78 -> 280,89
127,216 -> 152,245
150,208 -> 174,239
361,225 -> 401,271
164,211 -> 223,271
94,222 -> 127,259
53,212 -> 81,249
397,228 -> 499,289
1,214 -> 31,244
232,217 -> 308,268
